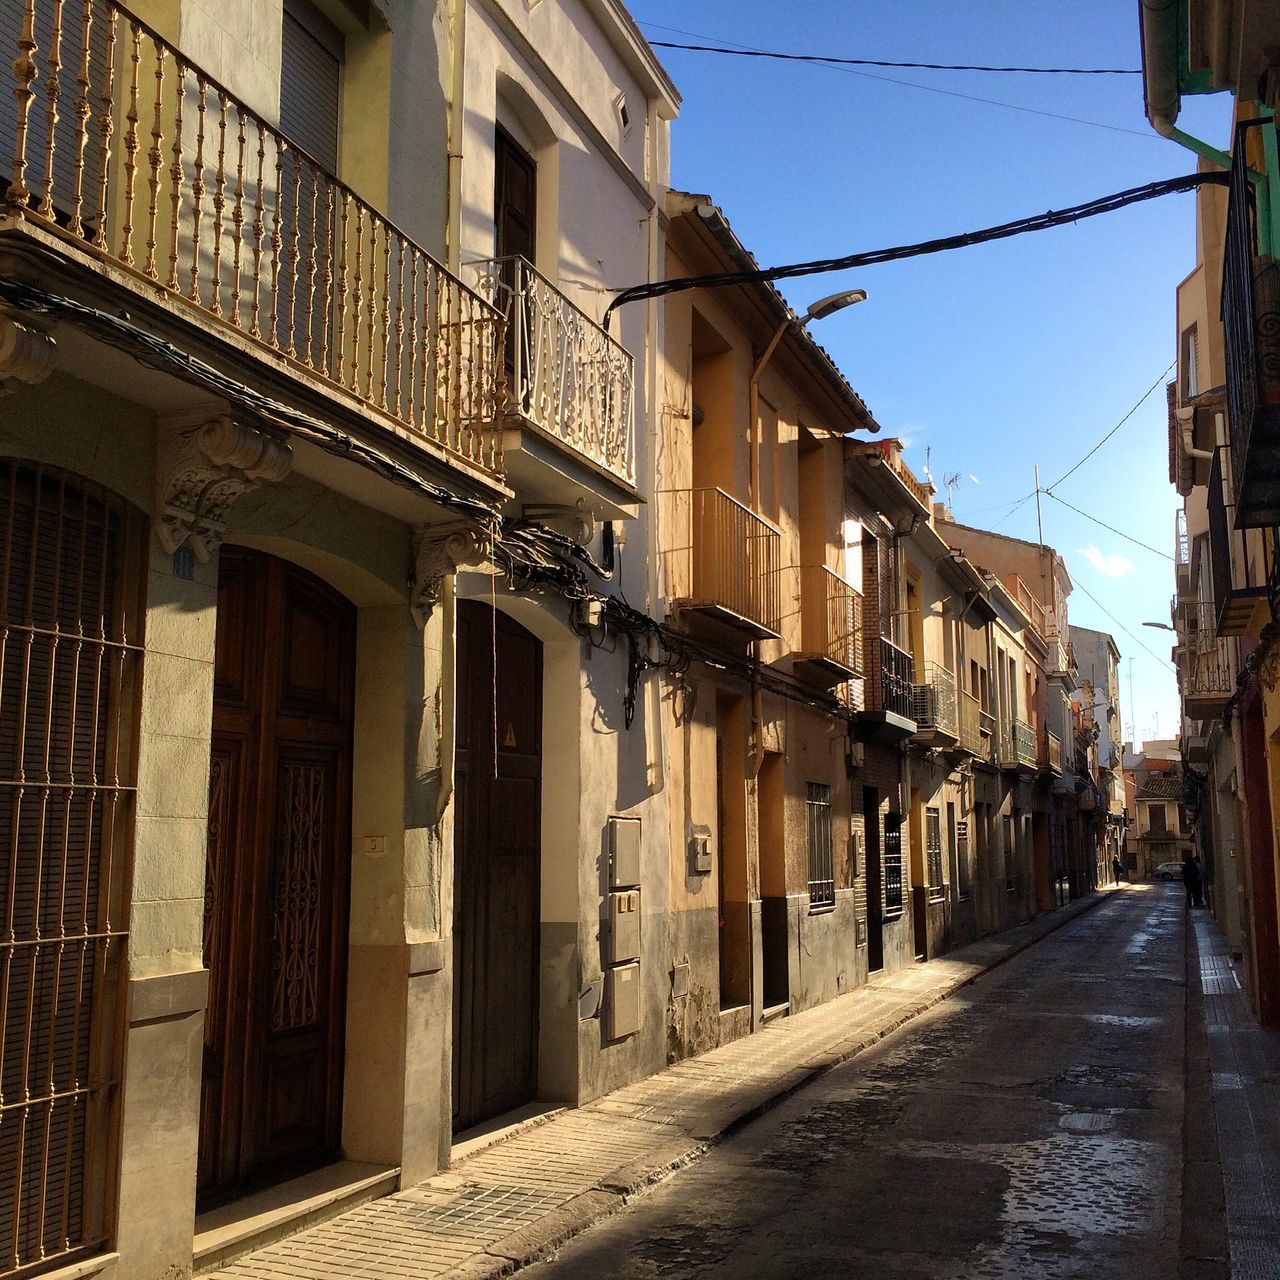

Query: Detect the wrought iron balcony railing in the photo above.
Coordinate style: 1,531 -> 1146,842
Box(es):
911,661 -> 957,741
1207,446 -> 1269,634
997,716 -> 1037,769
958,689 -> 984,755
876,636 -> 915,720
799,565 -> 862,676
1182,625 -> 1235,716
2,0 -> 505,477
1041,726 -> 1063,773
471,255 -> 635,489
1223,117 -> 1280,527
686,487 -> 781,637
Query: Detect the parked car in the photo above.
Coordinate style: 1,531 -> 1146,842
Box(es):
1155,861 -> 1184,881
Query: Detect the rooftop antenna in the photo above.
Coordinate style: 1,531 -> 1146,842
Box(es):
944,471 -> 961,509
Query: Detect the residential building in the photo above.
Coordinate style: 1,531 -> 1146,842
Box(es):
1131,743 -> 1192,877
1070,625 -> 1126,882
1139,0 -> 1280,1022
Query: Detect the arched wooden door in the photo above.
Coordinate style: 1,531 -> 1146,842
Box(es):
198,548 -> 355,1205
453,600 -> 542,1132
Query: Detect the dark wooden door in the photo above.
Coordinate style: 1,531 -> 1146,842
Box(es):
199,548 -> 355,1205
494,127 -> 537,263
453,601 -> 542,1131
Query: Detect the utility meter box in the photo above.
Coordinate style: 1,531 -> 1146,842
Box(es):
606,961 -> 641,1039
609,816 -> 641,888
689,824 -> 712,875
608,889 -> 641,964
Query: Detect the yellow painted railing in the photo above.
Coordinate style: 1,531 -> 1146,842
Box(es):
689,488 -> 781,635
801,565 -> 862,674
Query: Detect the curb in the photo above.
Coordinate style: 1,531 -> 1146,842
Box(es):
438,886 -> 1123,1280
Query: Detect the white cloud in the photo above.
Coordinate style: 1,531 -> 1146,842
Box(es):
1077,545 -> 1134,579
968,474 -> 981,485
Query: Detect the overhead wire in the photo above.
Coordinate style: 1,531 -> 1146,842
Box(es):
603,172 -> 1227,327
1070,577 -> 1178,675
1041,490 -> 1174,561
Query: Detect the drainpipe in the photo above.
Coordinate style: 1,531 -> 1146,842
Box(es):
1176,405 -> 1214,460
444,0 -> 467,273
433,575 -> 458,825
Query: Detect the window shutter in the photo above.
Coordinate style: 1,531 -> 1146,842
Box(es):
280,1 -> 342,172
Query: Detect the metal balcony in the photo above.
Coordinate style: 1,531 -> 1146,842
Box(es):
853,635 -> 916,742
911,662 -> 958,747
471,254 -> 637,514
0,0 -> 506,482
997,717 -> 1037,773
877,637 -> 915,720
1040,726 -> 1063,775
797,566 -> 862,681
1223,118 -> 1280,527
682,488 -> 781,638
1183,628 -> 1236,718
1208,446 -> 1269,634
957,689 -> 984,756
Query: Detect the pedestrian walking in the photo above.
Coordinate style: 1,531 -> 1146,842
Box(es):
1182,852 -> 1201,907
1112,855 -> 1124,884
1192,853 -> 1206,907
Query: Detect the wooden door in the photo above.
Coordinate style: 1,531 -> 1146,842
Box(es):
453,601 -> 542,1132
199,548 -> 355,1205
494,127 -> 537,264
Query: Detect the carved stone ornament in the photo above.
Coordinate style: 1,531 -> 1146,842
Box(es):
411,521 -> 496,627
156,416 -> 293,562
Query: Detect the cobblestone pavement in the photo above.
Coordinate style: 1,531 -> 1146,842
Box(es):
208,889 -> 1119,1280
531,884 -> 1187,1279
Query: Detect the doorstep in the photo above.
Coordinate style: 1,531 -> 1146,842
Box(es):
452,1101 -> 567,1163
193,1161 -> 399,1274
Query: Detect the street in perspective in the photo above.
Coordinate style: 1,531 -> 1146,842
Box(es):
4,1 -> 1280,1279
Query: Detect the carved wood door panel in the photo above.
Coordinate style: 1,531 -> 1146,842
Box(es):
199,548 -> 354,1205
452,600 -> 542,1132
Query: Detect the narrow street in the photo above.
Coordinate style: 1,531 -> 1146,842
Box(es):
531,885 -> 1192,1279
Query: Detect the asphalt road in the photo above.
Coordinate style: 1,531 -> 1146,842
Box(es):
531,884 -> 1189,1279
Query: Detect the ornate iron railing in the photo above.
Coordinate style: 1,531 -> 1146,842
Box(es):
1042,726 -> 1062,773
471,255 -> 634,488
688,488 -> 781,635
1013,718 -> 1037,766
800,565 -> 862,675
2,0 -> 504,476
911,661 -> 957,736
958,688 -> 983,754
877,636 -> 914,719
1223,117 -> 1280,526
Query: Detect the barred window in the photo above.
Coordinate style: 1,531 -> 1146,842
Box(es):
0,461 -> 144,1273
806,783 -> 834,909
926,807 -> 944,897
956,818 -> 971,899
884,812 -> 904,914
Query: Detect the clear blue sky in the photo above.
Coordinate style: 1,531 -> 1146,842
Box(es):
635,0 -> 1232,748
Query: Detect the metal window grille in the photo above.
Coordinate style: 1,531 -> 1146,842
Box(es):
925,807 -> 943,896
1003,814 -> 1016,892
883,813 -> 904,914
956,819 -> 971,899
0,461 -> 144,1275
805,783 -> 834,909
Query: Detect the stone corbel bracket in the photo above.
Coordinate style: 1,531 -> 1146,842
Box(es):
157,416 -> 293,562
411,521 -> 496,627
0,313 -> 57,393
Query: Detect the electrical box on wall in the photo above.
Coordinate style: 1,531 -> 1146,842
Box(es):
608,890 -> 641,964
606,961 -> 641,1039
609,816 -> 641,889
689,824 -> 712,875
856,917 -> 868,947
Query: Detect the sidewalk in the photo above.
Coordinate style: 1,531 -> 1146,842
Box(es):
211,889 -> 1119,1280
1190,908 -> 1280,1279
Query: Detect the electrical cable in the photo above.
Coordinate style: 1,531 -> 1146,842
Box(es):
1043,362 -> 1174,492
1041,489 -> 1174,561
646,38 -> 1142,76
1070,577 -> 1178,675
604,172 -> 1227,327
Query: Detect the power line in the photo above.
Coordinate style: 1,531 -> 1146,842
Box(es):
646,38 -> 1142,76
605,172 -> 1226,326
1043,363 -> 1174,492
1041,490 -> 1174,560
1070,577 -> 1178,675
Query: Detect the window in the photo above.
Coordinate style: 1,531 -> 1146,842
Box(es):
1181,325 -> 1200,401
1003,814 -> 1016,892
281,0 -> 344,172
0,461 -> 144,1273
926,807 -> 944,898
806,783 -> 835,909
884,813 -> 904,914
956,818 -> 971,899
1148,803 -> 1169,836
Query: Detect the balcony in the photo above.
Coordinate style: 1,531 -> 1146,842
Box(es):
797,566 -> 863,681
681,488 -> 781,638
1223,118 -> 1280,527
1006,573 -> 1048,640
0,0 -> 505,485
1040,726 -> 1063,775
1183,628 -> 1236,719
853,635 -> 916,742
1175,509 -> 1196,604
911,662 -> 958,748
472,255 -> 637,515
1208,446 -> 1269,635
958,689 -> 984,756
997,717 -> 1037,773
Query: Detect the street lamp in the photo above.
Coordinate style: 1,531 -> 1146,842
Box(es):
1141,621 -> 1175,631
749,289 -> 869,508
